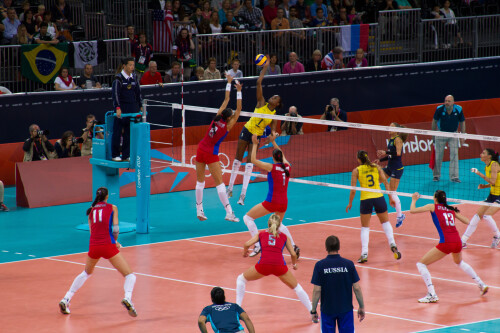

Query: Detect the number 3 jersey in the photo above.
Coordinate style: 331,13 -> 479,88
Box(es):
89,202 -> 116,246
430,204 -> 461,243
258,230 -> 288,265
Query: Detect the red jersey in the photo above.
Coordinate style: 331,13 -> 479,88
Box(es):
265,163 -> 290,205
89,202 -> 116,246
257,230 -> 287,265
198,119 -> 229,155
430,204 -> 461,243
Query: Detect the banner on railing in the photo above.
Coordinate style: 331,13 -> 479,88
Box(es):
21,44 -> 69,84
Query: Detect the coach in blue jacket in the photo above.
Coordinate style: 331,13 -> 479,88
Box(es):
111,57 -> 143,162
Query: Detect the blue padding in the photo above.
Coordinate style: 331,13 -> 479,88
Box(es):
75,222 -> 137,233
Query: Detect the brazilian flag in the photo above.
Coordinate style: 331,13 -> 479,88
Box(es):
21,43 -> 69,84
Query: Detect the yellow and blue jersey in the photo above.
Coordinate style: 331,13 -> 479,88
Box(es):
244,103 -> 275,136
486,161 -> 500,196
387,135 -> 403,171
357,164 -> 383,200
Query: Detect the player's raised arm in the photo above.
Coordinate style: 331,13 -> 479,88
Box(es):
256,59 -> 269,107
217,75 -> 234,115
227,80 -> 243,131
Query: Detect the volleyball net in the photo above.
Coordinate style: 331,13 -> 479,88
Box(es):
145,100 -> 500,207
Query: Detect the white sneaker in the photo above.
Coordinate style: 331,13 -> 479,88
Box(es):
237,194 -> 245,206
225,212 -> 239,222
396,214 -> 406,228
197,207 -> 207,221
491,236 -> 500,249
357,253 -> 368,263
226,188 -> 233,198
112,157 -> 122,162
121,298 -> 137,317
418,293 -> 439,303
59,298 -> 70,314
249,246 -> 261,257
479,284 -> 489,296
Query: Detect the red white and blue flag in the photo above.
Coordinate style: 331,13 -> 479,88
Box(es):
340,24 -> 369,52
152,9 -> 174,53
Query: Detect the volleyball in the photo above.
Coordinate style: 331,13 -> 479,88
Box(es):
255,54 -> 267,66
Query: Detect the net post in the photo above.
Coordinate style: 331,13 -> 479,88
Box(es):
181,62 -> 186,166
142,99 -> 147,122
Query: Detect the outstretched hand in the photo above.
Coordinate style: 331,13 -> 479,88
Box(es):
412,192 -> 420,200
226,74 -> 234,83
235,80 -> 243,91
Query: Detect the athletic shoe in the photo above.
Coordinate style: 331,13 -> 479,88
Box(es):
432,176 -> 439,182
357,254 -> 368,263
418,293 -> 439,303
249,246 -> 261,257
462,242 -> 468,249
237,194 -> 245,206
390,243 -> 402,260
479,284 -> 489,296
112,156 -> 122,162
121,298 -> 137,317
197,206 -> 207,221
0,203 -> 9,212
491,236 -> 500,249
451,178 -> 461,183
59,298 -> 70,314
293,245 -> 301,259
396,214 -> 406,228
225,212 -> 239,222
226,189 -> 233,198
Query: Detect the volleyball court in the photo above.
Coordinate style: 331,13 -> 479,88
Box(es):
2,102 -> 500,333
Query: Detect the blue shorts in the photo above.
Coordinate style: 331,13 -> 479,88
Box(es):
383,166 -> 404,180
485,194 -> 500,204
360,197 -> 387,215
321,310 -> 354,333
239,126 -> 271,143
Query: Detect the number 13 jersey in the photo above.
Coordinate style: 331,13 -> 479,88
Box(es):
258,230 -> 288,265
430,204 -> 461,243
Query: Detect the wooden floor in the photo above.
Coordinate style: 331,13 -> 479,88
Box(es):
1,205 -> 499,333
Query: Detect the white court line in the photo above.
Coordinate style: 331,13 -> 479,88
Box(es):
414,317 -> 500,333
186,239 -> 500,290
45,257 -> 446,328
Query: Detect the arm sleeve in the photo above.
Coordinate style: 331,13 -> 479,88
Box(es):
351,262 -> 360,283
235,304 -> 245,315
23,139 -> 32,152
45,140 -> 55,152
458,106 -> 465,122
112,79 -> 121,109
199,306 -> 210,318
311,262 -> 321,285
433,106 -> 441,121
54,142 -> 63,158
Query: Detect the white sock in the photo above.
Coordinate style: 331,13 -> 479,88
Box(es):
361,227 -> 370,254
462,214 -> 480,242
124,273 -> 136,300
216,183 -> 232,214
483,215 -> 500,237
243,215 -> 259,238
458,261 -> 484,285
236,273 -> 247,306
390,194 -> 402,218
241,163 -> 253,197
228,159 -> 241,191
416,262 -> 436,295
65,271 -> 90,301
195,181 -> 205,206
278,224 -> 295,247
294,284 -> 312,311
381,221 -> 396,245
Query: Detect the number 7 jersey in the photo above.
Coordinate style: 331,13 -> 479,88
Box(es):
89,202 -> 116,246
430,204 -> 461,243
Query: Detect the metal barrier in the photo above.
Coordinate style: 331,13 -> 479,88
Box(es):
85,12 -> 106,40
40,0 -> 85,27
0,39 -> 130,94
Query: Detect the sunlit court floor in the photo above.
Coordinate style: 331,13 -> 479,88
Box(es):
1,179 -> 500,333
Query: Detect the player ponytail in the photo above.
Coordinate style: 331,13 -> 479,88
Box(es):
392,122 -> 408,142
268,213 -> 281,237
357,150 -> 376,168
86,187 -> 109,215
273,149 -> 289,177
210,287 -> 226,305
211,108 -> 232,133
434,190 -> 460,213
485,148 -> 499,163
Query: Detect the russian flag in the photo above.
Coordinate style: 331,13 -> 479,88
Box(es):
340,24 -> 369,52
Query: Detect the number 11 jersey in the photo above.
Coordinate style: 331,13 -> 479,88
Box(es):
89,202 -> 116,246
430,204 -> 461,243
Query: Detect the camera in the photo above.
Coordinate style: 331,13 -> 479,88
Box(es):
37,129 -> 50,136
72,137 -> 84,144
290,112 -> 297,117
326,105 -> 334,112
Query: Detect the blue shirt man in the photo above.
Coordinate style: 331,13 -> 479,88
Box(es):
198,287 -> 255,333
311,235 -> 365,333
2,8 -> 21,40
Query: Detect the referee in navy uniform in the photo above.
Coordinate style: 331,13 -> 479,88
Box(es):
111,57 -> 143,162
311,235 -> 365,333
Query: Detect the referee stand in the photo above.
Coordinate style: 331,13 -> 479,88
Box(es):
87,109 -> 151,234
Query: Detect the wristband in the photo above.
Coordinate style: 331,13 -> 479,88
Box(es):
226,83 -> 231,91
310,310 -> 317,314
237,91 -> 242,99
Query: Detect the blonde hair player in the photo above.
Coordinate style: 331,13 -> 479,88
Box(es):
461,149 -> 500,248
227,58 -> 282,206
346,150 -> 401,263
236,214 -> 312,317
195,75 -> 243,222
59,187 -> 138,317
243,134 -> 300,258
410,190 -> 488,303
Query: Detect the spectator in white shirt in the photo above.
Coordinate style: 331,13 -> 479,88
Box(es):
226,59 -> 243,78
54,67 -> 77,91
